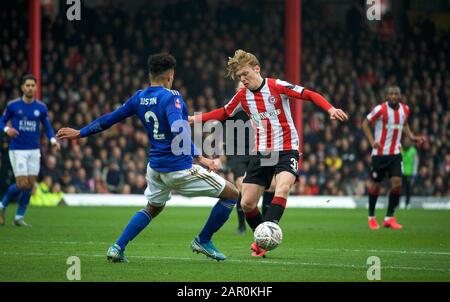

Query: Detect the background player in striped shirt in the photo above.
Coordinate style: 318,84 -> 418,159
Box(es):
190,49 -> 348,256
362,86 -> 425,230
0,74 -> 60,226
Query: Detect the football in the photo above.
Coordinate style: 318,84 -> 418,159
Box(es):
254,221 -> 283,251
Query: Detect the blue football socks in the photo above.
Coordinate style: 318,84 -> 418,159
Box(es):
15,189 -> 32,219
1,184 -> 21,208
116,209 -> 152,251
198,199 -> 236,243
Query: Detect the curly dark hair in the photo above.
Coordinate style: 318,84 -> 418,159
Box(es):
147,53 -> 176,79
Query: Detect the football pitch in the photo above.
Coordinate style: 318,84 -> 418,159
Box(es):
0,206 -> 449,282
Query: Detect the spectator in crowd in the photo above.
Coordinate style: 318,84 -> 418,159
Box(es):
0,1 -> 448,198
30,176 -> 65,206
71,168 -> 91,193
40,154 -> 62,183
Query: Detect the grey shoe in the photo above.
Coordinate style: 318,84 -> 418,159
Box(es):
12,218 -> 32,227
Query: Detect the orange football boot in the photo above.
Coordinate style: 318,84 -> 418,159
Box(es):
383,217 -> 403,230
250,242 -> 267,257
368,217 -> 380,230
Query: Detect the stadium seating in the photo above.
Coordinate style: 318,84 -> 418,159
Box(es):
0,1 -> 448,197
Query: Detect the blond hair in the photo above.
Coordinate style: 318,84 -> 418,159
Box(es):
226,49 -> 260,80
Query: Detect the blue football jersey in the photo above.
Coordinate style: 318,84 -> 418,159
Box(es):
0,98 -> 56,150
79,86 -> 199,172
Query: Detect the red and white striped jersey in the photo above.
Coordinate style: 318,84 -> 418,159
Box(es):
366,102 -> 410,156
223,78 -> 304,152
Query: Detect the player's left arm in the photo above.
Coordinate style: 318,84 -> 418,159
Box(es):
40,107 -> 60,151
403,123 -> 426,146
57,97 -> 135,140
275,79 -> 348,121
188,89 -> 245,124
165,96 -> 201,159
401,104 -> 425,146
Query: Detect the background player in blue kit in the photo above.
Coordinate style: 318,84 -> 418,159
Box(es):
0,74 -> 61,226
57,53 -> 239,262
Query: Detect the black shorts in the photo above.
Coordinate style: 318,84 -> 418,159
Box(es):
243,150 -> 300,189
227,155 -> 251,181
370,154 -> 403,182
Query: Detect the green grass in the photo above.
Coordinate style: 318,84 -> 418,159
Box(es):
0,206 -> 449,282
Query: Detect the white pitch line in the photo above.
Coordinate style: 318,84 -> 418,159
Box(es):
308,248 -> 450,256
0,239 -> 176,247
2,239 -> 449,256
1,251 -> 449,273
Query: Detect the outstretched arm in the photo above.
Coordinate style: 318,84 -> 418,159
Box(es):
57,100 -> 135,140
189,107 -> 229,124
301,89 -> 348,121
275,80 -> 348,121
189,89 -> 245,124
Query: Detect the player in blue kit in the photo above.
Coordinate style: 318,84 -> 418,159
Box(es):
57,53 -> 239,262
0,74 -> 61,226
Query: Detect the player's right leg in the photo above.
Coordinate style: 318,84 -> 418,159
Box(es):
240,154 -> 273,232
12,174 -> 37,227
0,181 -> 22,226
0,183 -> 21,210
383,173 -> 403,230
368,156 -> 385,230
107,204 -> 164,263
240,183 -> 267,231
368,180 -> 381,230
107,166 -> 170,263
241,183 -> 267,257
1,150 -> 34,226
239,154 -> 275,257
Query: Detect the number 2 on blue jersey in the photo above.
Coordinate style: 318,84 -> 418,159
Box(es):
145,110 -> 165,140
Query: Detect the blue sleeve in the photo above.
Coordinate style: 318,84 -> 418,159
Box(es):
165,95 -> 184,131
40,107 -> 56,139
165,96 -> 200,157
80,97 -> 135,137
0,105 -> 13,131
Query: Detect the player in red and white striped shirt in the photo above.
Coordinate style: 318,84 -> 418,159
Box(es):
190,49 -> 348,256
362,86 -> 425,230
